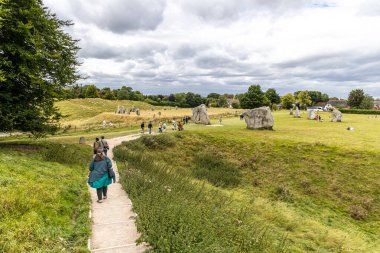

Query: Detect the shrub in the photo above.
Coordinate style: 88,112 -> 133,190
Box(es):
350,205 -> 368,220
192,153 -> 241,187
340,109 -> 380,115
140,134 -> 176,149
273,185 -> 294,202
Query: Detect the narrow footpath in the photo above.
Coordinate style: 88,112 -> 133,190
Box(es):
89,134 -> 147,253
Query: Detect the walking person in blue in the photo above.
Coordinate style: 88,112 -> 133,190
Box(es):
88,149 -> 115,203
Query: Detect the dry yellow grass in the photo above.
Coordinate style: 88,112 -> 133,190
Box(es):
57,98 -> 243,129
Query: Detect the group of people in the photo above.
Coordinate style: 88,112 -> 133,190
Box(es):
140,119 -> 186,134
88,136 -> 115,203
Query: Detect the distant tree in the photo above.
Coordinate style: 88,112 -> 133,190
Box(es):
85,85 -> 99,98
265,88 -> 281,109
329,97 -> 339,100
186,92 -> 205,107
103,89 -> 115,100
207,93 -> 220,99
307,91 -> 322,105
281,93 -> 295,109
359,95 -> 374,109
348,89 -> 365,108
296,91 -> 312,109
168,94 -> 176,102
321,93 -> 329,102
0,0 -> 80,134
240,85 -> 266,109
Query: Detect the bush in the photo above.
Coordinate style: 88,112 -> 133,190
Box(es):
340,109 -> 380,115
140,134 -> 176,149
192,153 -> 241,187
350,205 -> 368,220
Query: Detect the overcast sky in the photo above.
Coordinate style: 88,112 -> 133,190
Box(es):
43,0 -> 380,97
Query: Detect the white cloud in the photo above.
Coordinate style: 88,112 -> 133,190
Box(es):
43,0 -> 380,97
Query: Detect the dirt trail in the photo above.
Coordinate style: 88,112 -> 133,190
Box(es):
89,134 -> 147,253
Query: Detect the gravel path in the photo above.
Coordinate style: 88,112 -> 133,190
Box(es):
89,134 -> 147,253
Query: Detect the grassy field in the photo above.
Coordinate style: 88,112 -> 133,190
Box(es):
56,98 -> 243,131
0,141 -> 92,252
114,111 -> 380,252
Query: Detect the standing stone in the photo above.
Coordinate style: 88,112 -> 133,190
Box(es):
294,107 -> 301,118
131,105 -> 136,112
126,108 -> 130,115
290,108 -> 293,115
136,108 -> 140,116
79,137 -> 86,144
241,106 -> 274,130
308,110 -> 316,120
158,111 -> 161,117
192,104 -> 210,124
175,106 -> 178,110
331,109 -> 342,122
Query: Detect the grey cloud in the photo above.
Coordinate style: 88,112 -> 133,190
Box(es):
180,0 -> 306,22
68,0 -> 166,33
79,40 -> 167,61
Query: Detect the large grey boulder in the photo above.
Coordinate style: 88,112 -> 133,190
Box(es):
308,110 -> 316,120
192,104 -> 210,124
242,106 -> 274,130
331,109 -> 342,122
136,108 -> 140,116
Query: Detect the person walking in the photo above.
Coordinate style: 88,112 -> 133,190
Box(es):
140,121 -> 145,134
93,137 -> 102,155
158,122 -> 163,133
148,121 -> 153,134
219,116 -> 222,125
100,136 -> 109,156
88,149 -> 115,203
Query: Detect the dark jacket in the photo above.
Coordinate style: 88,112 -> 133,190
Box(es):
88,157 -> 116,183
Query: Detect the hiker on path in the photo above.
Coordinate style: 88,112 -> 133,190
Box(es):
178,121 -> 183,131
102,120 -> 106,128
100,136 -> 109,156
172,120 -> 177,130
162,122 -> 167,132
88,150 -> 115,203
219,116 -> 222,125
158,122 -> 163,133
148,121 -> 153,134
141,121 -> 145,134
93,138 -> 102,155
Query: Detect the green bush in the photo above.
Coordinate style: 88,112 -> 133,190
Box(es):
192,153 -> 242,187
140,134 -> 176,149
340,109 -> 380,115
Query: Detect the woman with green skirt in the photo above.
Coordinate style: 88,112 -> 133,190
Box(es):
88,149 -> 115,203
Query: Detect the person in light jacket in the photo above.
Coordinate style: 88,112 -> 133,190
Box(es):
88,150 -> 115,203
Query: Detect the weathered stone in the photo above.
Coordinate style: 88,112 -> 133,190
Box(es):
294,107 -> 301,118
308,110 -> 316,120
79,136 -> 86,144
331,109 -> 342,122
192,104 -> 210,124
242,106 -> 274,130
131,105 -> 136,112
136,109 -> 140,116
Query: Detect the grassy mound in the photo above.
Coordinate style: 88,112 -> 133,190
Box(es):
114,113 -> 380,252
0,142 -> 91,252
114,135 -> 287,252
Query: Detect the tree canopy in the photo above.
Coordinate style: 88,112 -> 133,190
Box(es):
348,89 -> 365,108
240,85 -> 268,109
0,0 -> 80,134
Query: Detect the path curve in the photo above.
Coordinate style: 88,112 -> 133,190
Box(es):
89,134 -> 147,253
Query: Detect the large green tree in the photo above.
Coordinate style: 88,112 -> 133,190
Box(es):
359,95 -> 374,109
0,0 -> 80,134
265,88 -> 281,109
281,93 -> 295,109
240,85 -> 267,109
347,89 -> 365,108
296,91 -> 312,109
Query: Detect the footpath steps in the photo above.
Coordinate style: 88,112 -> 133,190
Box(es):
89,134 -> 146,253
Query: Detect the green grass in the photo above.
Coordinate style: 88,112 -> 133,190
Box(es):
0,142 -> 91,252
114,111 -> 380,252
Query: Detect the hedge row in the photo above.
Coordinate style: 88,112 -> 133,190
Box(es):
340,108 -> 380,115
